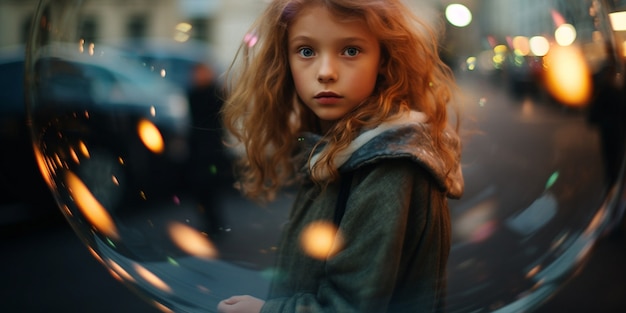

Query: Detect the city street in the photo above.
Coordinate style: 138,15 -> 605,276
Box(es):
2,70 -> 626,312
2,0 -> 626,312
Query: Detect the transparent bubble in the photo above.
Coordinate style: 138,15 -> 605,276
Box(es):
24,0 -> 626,312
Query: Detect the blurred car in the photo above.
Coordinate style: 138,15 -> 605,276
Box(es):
30,44 -> 193,198
33,43 -> 190,136
0,42 -> 194,228
0,45 -> 59,229
113,38 -> 223,90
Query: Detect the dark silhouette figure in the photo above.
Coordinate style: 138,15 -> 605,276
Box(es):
185,63 -> 231,236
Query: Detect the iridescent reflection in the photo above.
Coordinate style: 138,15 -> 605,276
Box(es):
24,1 -> 626,313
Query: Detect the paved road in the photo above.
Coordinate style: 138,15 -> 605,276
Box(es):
0,208 -> 624,312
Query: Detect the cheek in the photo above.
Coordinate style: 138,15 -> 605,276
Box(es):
354,68 -> 380,95
290,67 -> 307,95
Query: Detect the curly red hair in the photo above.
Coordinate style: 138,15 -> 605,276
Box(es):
222,0 -> 460,202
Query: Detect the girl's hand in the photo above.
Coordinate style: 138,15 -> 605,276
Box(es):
217,295 -> 265,313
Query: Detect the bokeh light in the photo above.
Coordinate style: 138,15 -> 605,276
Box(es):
23,1 -> 626,313
555,23 -> 578,46
529,36 -> 550,56
65,170 -> 120,240
138,119 -> 165,154
299,221 -> 343,260
168,222 -> 219,260
445,4 -> 473,28
543,45 -> 593,106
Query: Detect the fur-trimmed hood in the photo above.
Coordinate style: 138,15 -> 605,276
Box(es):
301,111 -> 464,199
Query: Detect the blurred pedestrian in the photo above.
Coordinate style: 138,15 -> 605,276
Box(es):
185,62 -> 229,236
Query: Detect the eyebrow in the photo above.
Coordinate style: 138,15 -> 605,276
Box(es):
288,35 -> 373,46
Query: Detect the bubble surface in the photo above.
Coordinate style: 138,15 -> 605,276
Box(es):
24,1 -> 626,312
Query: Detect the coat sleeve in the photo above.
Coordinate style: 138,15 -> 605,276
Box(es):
261,159 -> 449,313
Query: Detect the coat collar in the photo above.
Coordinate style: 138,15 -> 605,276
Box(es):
302,111 -> 464,199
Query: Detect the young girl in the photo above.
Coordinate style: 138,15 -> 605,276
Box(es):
218,0 -> 464,312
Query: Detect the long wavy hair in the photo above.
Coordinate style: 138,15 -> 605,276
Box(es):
222,0 -> 459,202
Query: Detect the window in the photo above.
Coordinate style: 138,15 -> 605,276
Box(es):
127,15 -> 148,39
190,18 -> 208,41
21,14 -> 34,44
79,17 -> 98,43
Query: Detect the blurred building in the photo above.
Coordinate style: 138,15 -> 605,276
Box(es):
482,0 -> 603,41
0,0 -> 269,66
0,0 -> 481,67
0,0 -> 35,47
1,0 -> 187,47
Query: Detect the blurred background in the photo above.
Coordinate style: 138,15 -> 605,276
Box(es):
1,0 -> 626,312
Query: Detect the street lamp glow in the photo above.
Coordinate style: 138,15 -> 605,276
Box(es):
445,4 -> 472,28
609,11 -> 626,31
530,36 -> 550,56
555,24 -> 577,46
512,36 -> 530,56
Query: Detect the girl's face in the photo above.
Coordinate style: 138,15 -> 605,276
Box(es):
288,5 -> 381,127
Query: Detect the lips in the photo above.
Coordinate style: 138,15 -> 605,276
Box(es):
315,91 -> 341,98
314,91 -> 343,105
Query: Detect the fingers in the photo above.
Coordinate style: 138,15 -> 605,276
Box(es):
217,295 -> 264,313
217,298 -> 234,312
221,295 -> 249,304
217,295 -> 247,313
221,296 -> 239,305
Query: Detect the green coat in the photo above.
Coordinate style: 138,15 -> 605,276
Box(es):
262,111 -> 463,313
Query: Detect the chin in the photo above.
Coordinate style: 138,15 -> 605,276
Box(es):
312,110 -> 346,122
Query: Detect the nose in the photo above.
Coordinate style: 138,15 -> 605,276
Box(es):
317,56 -> 337,83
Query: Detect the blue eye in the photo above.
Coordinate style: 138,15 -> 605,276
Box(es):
344,47 -> 360,57
298,47 -> 315,58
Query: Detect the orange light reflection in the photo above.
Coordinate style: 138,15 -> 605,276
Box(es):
33,147 -> 53,187
168,222 -> 218,259
153,301 -> 174,313
526,265 -> 541,279
137,119 -> 164,154
134,264 -> 172,293
70,147 -> 79,164
65,171 -> 119,240
87,246 -> 104,265
79,141 -> 90,158
108,259 -> 135,283
299,221 -> 343,260
543,46 -> 592,106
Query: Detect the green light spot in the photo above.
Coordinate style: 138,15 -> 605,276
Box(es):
545,171 -> 559,189
167,257 -> 179,266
